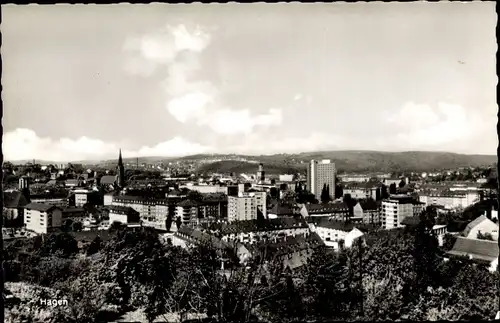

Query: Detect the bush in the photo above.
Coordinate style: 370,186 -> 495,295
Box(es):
477,232 -> 494,241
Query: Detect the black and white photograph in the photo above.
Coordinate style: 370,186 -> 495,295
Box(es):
1,2 -> 499,322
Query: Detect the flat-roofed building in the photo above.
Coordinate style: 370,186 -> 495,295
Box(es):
24,203 -> 63,234
307,159 -> 336,201
382,195 -> 415,230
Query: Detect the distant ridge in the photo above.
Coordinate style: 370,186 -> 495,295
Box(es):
6,150 -> 496,173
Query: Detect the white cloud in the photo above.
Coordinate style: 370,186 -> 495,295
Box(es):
133,136 -> 212,157
198,108 -> 283,135
384,102 -> 495,153
167,92 -> 212,123
124,24 -> 283,135
293,93 -> 303,101
386,102 -> 440,131
3,128 -> 212,162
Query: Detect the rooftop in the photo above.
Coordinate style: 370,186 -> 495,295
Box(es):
24,203 -> 60,212
448,237 -> 499,262
215,217 -> 309,235
305,202 -> 349,214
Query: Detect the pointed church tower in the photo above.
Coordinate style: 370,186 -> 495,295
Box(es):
117,149 -> 125,188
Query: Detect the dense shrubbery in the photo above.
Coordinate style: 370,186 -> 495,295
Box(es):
4,215 -> 500,322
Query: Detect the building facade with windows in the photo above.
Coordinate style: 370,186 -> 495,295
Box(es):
382,195 -> 415,229
307,159 -> 336,201
24,203 -> 63,234
108,205 -> 140,227
228,191 -> 266,222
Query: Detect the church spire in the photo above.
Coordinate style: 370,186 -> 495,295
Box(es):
117,149 -> 125,188
118,149 -> 123,166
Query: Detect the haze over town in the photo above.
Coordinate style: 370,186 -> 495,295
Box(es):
2,2 -> 497,162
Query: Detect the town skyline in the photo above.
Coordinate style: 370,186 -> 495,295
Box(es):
3,2 -> 497,161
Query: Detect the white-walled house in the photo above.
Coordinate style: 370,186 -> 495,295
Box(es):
344,227 -> 365,248
307,218 -> 371,250
462,215 -> 499,241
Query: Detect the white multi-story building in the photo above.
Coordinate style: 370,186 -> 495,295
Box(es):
338,174 -> 371,183
74,189 -> 91,207
382,195 -> 415,230
418,190 -> 479,210
181,184 -> 229,194
227,191 -> 267,222
307,159 -> 336,200
24,203 -> 63,234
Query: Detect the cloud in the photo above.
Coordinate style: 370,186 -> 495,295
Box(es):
384,102 -> 494,153
133,136 -> 212,157
3,128 -> 212,162
293,93 -> 303,101
124,24 -> 283,135
198,108 -> 283,135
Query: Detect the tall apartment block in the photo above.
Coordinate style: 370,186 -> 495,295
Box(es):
227,191 -> 267,222
307,159 -> 336,200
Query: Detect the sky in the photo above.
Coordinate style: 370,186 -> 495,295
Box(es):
2,2 -> 498,162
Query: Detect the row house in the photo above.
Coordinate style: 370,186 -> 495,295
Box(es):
215,217 -> 310,245
300,202 -> 350,219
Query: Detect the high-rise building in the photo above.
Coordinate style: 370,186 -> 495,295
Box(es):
307,159 -> 336,200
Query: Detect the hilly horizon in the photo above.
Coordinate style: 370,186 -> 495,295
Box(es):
7,150 -> 496,173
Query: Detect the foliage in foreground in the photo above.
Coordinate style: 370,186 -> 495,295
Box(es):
4,217 -> 499,323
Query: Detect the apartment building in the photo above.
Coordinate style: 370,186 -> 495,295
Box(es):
181,184 -> 229,195
24,203 -> 63,234
175,199 -> 200,225
112,195 -> 158,226
338,174 -> 371,183
301,202 -> 349,219
307,159 -> 336,201
227,191 -> 267,222
108,205 -> 140,227
382,195 -> 415,230
418,189 -> 479,210
343,182 -> 380,200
